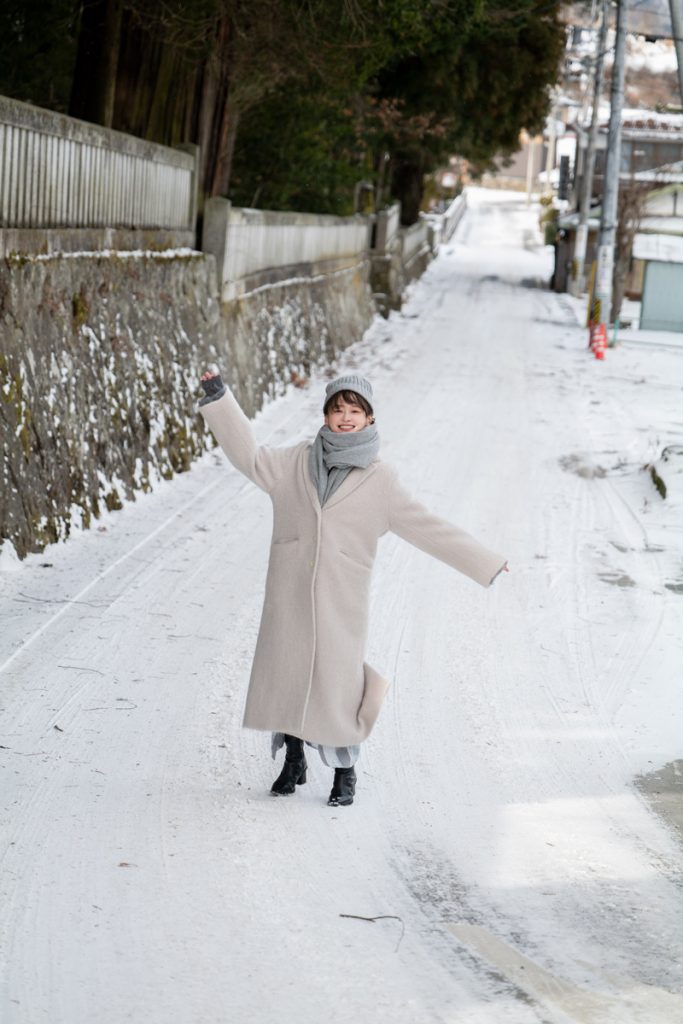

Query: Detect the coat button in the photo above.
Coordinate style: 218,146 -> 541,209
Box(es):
309,560 -> 314,567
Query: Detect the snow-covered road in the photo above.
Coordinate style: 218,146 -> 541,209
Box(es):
2,189 -> 682,1024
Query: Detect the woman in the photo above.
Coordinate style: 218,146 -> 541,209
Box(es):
199,370 -> 507,807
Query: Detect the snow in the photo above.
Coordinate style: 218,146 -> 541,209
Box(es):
627,37 -> 678,75
9,248 -> 201,263
1,188 -> 683,1023
620,107 -> 683,134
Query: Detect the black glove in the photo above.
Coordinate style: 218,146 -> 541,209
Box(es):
201,374 -> 224,398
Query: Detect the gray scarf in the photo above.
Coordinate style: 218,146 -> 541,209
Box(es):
309,424 -> 380,507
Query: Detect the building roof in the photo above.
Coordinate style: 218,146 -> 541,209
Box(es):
599,108 -> 683,142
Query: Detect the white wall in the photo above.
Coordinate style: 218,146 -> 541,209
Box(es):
0,95 -> 197,232
204,198 -> 372,301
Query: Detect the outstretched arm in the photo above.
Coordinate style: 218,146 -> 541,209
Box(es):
198,371 -> 289,493
387,470 -> 507,588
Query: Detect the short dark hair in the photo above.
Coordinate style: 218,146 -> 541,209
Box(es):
323,389 -> 373,417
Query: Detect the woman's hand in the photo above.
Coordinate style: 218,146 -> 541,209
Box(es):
199,369 -> 225,401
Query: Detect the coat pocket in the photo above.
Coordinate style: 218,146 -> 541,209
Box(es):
338,548 -> 373,571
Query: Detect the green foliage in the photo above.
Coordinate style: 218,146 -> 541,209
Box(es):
229,85 -> 367,214
0,0 -> 78,111
228,1 -> 565,219
373,0 -> 565,219
71,290 -> 90,331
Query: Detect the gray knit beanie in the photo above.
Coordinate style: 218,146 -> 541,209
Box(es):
324,374 -> 374,411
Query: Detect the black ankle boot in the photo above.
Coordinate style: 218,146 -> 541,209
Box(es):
271,735 -> 307,796
327,766 -> 356,806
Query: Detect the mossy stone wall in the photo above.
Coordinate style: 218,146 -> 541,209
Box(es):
0,252 -> 376,559
1,251 -> 224,558
223,259 -> 376,417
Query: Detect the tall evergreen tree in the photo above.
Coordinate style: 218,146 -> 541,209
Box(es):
227,1 -> 565,221
0,0 -> 78,112
376,0 -> 566,221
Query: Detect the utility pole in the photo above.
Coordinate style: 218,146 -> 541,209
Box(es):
572,0 -> 609,295
669,0 -> 683,106
525,132 -> 537,205
544,93 -> 558,190
594,0 -> 627,329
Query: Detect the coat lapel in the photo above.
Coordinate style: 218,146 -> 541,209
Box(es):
301,446 -> 379,512
323,461 -> 379,510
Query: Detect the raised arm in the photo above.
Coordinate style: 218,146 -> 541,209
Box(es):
198,372 -> 290,493
387,470 -> 507,587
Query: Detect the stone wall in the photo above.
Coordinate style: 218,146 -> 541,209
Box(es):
222,257 -> 376,417
0,249 -> 376,559
0,250 -> 224,558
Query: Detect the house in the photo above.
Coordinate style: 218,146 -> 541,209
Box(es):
555,178 -> 683,317
553,111 -> 683,330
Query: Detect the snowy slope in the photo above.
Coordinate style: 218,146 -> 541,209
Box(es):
1,189 -> 682,1024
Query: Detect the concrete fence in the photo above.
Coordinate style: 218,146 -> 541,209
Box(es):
441,193 -> 467,242
422,193 -> 467,251
0,95 -> 198,254
203,197 -> 372,302
400,217 -> 431,271
374,202 -> 401,252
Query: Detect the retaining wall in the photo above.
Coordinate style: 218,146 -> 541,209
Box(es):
0,245 -> 377,558
221,258 -> 377,418
369,198 -> 467,314
203,196 -> 377,416
1,251 -> 223,558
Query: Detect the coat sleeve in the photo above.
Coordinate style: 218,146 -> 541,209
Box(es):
199,386 -> 291,494
387,469 -> 507,588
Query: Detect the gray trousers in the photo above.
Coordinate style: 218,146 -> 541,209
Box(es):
271,732 -> 360,768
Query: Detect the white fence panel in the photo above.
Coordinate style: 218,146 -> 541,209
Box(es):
400,218 -> 430,265
0,95 -> 197,233
441,194 -> 466,242
205,198 -> 372,301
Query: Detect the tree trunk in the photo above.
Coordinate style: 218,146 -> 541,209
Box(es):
196,56 -> 221,197
611,181 -> 649,323
70,0 -> 123,127
114,12 -> 154,137
211,96 -> 240,197
146,42 -> 184,144
391,157 -> 423,225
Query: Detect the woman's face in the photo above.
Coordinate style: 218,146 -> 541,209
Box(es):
324,396 -> 372,433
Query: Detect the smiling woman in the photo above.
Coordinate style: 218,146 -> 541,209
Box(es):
324,390 -> 374,430
198,369 -> 507,807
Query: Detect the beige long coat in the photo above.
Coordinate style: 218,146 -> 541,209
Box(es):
200,388 -> 506,747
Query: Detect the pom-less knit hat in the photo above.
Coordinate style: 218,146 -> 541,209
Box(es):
324,374 -> 373,411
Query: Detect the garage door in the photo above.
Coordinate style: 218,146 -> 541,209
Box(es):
641,260 -> 683,331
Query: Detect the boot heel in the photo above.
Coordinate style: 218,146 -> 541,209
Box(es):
297,768 -> 307,785
327,766 -> 356,806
